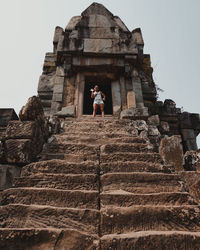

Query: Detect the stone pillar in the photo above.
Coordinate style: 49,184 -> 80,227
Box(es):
111,80 -> 121,115
120,76 -> 127,110
50,66 -> 65,114
64,76 -> 75,106
127,91 -> 136,109
131,69 -> 144,108
76,73 -> 85,118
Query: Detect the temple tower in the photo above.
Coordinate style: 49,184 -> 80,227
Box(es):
38,2 -> 156,118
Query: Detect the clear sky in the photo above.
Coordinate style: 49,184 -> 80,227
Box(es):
0,0 -> 200,144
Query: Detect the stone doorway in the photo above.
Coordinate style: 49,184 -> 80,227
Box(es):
83,78 -> 113,115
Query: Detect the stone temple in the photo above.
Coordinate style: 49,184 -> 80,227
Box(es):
0,2 -> 200,249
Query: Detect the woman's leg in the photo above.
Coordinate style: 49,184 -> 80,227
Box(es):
100,103 -> 104,117
93,103 -> 98,117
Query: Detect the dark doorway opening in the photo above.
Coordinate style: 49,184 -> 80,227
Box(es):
83,77 -> 113,115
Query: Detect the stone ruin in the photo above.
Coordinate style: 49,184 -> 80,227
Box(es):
0,2 -> 200,249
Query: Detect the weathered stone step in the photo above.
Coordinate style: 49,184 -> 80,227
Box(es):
0,204 -> 99,234
101,143 -> 153,154
64,119 -> 131,128
62,131 -> 139,139
100,231 -> 200,250
101,172 -> 184,193
22,160 -> 99,176
42,143 -> 99,155
55,134 -> 146,145
38,152 -> 99,163
0,228 -> 99,250
100,205 -> 200,234
63,127 -> 135,135
0,188 -> 99,209
101,192 -> 196,207
100,152 -> 162,164
15,173 -> 99,191
39,153 -> 98,162
101,161 -> 174,174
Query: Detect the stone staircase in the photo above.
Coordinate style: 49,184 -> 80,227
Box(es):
0,118 -> 200,249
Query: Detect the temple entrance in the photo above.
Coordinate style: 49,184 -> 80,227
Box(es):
83,78 -> 113,115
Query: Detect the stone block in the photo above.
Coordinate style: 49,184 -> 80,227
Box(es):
147,115 -> 160,126
66,16 -> 81,30
56,105 -> 76,118
131,75 -> 144,108
53,84 -> 64,94
88,14 -> 114,28
120,107 -> 148,119
131,120 -> 148,132
65,38 -> 83,52
132,28 -> 144,45
56,66 -> 65,77
50,102 -> 62,114
5,121 -> 37,139
148,126 -> 160,136
5,139 -> 33,164
159,135 -> 184,172
111,81 -> 121,115
0,164 -> 21,190
160,121 -> 170,133
88,27 -> 117,39
114,16 -> 129,32
183,150 -> 200,171
0,109 -> 18,127
55,76 -> 64,85
127,91 -> 136,109
53,26 -> 63,44
52,93 -> 63,102
57,35 -> 64,51
84,38 -> 115,53
182,171 -> 200,204
38,73 -> 55,92
181,129 -> 197,151
19,96 -> 44,122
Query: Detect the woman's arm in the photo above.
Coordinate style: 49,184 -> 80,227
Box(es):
91,91 -> 95,99
101,92 -> 106,101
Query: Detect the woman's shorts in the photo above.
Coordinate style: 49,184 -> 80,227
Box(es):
94,100 -> 104,105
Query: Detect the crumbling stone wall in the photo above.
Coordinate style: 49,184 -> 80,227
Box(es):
0,96 -> 49,190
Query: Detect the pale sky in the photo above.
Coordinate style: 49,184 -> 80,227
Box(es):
0,0 -> 200,143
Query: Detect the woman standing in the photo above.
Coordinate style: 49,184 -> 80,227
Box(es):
91,85 -> 106,117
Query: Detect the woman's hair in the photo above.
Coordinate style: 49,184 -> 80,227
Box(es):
94,85 -> 99,89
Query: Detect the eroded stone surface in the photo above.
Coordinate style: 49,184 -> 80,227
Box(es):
159,135 -> 184,171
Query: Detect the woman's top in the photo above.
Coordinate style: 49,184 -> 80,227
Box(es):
94,91 -> 104,104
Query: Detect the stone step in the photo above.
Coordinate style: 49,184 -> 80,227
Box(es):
54,134 -> 146,145
0,204 -> 99,234
101,192 -> 196,207
63,124 -> 137,135
100,152 -> 162,164
64,119 -> 131,128
21,160 -> 99,176
100,161 -> 174,174
100,231 -> 200,250
62,131 -> 139,139
100,143 -> 153,154
0,228 -> 99,250
42,143 -> 99,155
15,173 -> 99,191
39,153 -> 98,162
100,205 -> 200,234
0,188 -> 99,209
101,172 -> 184,193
